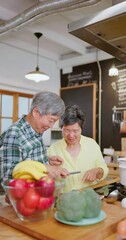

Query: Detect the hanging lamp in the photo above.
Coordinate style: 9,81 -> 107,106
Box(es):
25,32 -> 49,82
108,64 -> 118,76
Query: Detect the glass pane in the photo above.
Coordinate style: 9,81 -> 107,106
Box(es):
18,97 -> 29,118
2,95 -> 13,117
29,98 -> 32,110
0,94 -> 1,114
1,118 -> 12,133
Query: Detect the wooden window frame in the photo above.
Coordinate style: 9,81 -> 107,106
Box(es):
0,89 -> 33,134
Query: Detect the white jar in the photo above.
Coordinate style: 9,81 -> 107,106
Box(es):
118,158 -> 126,186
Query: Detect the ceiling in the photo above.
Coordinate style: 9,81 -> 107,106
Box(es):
0,0 -> 125,68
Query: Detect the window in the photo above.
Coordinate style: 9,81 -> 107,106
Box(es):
0,90 -> 33,134
18,96 -> 32,118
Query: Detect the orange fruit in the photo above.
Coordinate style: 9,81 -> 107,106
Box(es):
117,219 -> 126,235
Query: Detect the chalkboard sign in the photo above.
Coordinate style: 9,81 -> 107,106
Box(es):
61,62 -> 98,88
60,83 -> 96,139
116,66 -> 126,106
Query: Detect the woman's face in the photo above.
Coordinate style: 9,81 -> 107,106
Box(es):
62,122 -> 82,145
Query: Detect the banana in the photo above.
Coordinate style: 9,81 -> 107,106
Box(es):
14,174 -> 34,180
12,160 -> 47,180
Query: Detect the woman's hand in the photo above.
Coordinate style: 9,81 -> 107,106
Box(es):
48,156 -> 64,166
82,167 -> 104,182
46,165 -> 69,179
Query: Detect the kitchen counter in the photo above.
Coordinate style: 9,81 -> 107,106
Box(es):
0,176 -> 122,240
0,221 -> 117,240
0,200 -> 126,240
104,234 -> 116,240
92,175 -> 120,189
0,222 -> 36,240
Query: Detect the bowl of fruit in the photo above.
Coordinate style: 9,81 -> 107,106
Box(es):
1,175 -> 64,222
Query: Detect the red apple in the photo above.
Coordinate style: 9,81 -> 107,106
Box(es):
26,179 -> 37,188
38,195 -> 54,210
16,199 -> 35,216
23,188 -> 40,209
36,176 -> 55,197
8,179 -> 28,200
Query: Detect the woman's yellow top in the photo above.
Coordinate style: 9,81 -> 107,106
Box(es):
47,136 -> 109,192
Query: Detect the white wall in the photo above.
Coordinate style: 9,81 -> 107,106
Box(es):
0,43 -> 60,95
0,42 -> 61,144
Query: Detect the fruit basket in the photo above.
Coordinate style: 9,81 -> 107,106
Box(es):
1,177 -> 65,222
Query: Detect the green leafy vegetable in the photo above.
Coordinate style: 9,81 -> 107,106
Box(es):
56,188 -> 102,222
81,188 -> 102,218
57,190 -> 86,222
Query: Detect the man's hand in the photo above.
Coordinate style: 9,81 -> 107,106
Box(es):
46,165 -> 69,179
82,168 -> 104,182
48,156 -> 64,166
5,194 -> 11,204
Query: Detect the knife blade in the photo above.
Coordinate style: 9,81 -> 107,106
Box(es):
69,171 -> 81,175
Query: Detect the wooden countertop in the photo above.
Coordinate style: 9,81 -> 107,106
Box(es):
0,222 -> 36,240
92,176 -> 120,189
0,200 -> 126,240
104,234 -> 116,240
0,176 -> 121,240
0,219 -> 117,240
0,214 -> 117,240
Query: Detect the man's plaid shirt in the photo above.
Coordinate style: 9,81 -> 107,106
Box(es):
0,115 -> 48,180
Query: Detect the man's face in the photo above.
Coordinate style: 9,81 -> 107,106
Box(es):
32,108 -> 59,133
37,115 -> 59,133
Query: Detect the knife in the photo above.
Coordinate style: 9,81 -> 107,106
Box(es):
69,171 -> 81,175
43,170 -> 81,175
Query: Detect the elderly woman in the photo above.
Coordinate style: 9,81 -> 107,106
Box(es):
48,105 -> 109,192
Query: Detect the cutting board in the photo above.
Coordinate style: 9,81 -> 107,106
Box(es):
0,202 -> 126,240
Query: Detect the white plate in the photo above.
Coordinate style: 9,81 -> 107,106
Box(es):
54,210 -> 106,226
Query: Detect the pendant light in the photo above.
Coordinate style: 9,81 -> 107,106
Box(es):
108,64 -> 118,76
25,32 -> 49,82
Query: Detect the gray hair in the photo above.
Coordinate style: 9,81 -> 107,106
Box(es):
30,91 -> 65,116
60,105 -> 86,130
